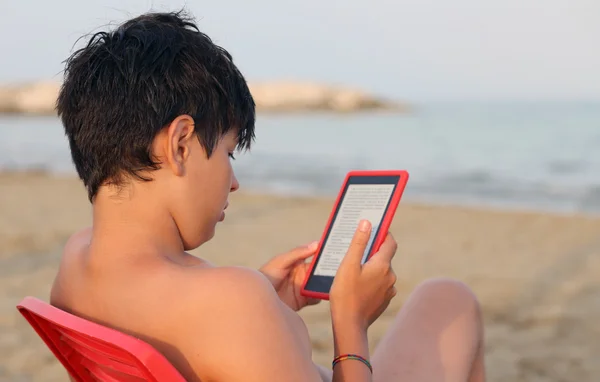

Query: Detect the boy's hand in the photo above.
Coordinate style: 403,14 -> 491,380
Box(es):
259,242 -> 321,311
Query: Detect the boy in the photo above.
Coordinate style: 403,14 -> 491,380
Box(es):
51,10 -> 485,381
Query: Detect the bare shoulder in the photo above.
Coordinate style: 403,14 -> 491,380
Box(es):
175,266 -> 284,324
50,227 -> 92,306
190,265 -> 274,295
174,266 -> 322,382
60,227 -> 92,267
64,227 -> 93,251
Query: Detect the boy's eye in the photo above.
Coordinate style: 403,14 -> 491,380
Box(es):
228,153 -> 236,160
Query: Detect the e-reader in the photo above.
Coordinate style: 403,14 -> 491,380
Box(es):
301,170 -> 409,300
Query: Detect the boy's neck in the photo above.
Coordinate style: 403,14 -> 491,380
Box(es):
89,187 -> 186,261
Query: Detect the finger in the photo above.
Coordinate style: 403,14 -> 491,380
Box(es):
268,241 -> 319,269
306,298 -> 321,306
300,261 -> 315,275
388,286 -> 398,300
341,219 -> 372,268
389,269 -> 397,287
295,262 -> 317,285
371,233 -> 398,262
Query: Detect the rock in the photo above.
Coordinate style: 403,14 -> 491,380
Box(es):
247,81 -> 406,112
0,80 -> 409,115
0,82 -> 61,115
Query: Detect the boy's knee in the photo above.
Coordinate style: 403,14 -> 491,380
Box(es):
412,277 -> 482,319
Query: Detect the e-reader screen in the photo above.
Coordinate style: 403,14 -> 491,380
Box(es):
304,175 -> 400,294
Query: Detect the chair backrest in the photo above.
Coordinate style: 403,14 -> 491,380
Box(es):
17,297 -> 186,382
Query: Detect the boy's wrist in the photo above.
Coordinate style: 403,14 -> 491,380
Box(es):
330,306 -> 368,333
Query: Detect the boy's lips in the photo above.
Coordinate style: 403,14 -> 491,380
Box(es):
219,202 -> 229,221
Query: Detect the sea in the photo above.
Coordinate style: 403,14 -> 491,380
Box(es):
1,102 -> 599,215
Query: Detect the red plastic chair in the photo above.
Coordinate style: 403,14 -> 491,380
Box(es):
16,296 -> 186,382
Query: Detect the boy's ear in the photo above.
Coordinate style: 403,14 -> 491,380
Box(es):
164,114 -> 196,176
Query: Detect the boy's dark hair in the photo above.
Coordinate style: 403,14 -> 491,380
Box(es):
57,10 -> 255,201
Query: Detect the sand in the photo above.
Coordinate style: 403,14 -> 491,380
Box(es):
1,172 -> 600,382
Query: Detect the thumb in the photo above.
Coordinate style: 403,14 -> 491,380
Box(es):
268,241 -> 319,270
340,220 -> 372,268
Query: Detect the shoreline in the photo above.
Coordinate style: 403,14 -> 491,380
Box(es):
1,170 -> 598,220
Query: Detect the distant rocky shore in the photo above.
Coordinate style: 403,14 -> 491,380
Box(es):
0,80 -> 409,115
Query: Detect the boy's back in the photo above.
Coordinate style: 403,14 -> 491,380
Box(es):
51,228 -> 325,381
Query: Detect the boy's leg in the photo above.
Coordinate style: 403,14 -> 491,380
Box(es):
371,278 -> 486,382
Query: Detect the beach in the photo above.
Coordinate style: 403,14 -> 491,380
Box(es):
1,172 -> 600,381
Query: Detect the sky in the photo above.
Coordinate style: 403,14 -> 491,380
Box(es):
1,0 -> 599,102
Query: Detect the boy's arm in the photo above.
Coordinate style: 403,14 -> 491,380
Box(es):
178,267 -> 324,382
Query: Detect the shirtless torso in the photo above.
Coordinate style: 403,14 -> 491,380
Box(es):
51,229 -> 331,382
